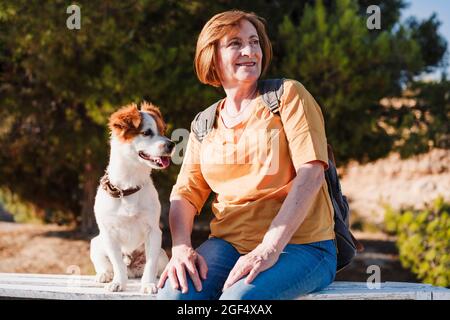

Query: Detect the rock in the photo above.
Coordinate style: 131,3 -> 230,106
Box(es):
340,148 -> 450,225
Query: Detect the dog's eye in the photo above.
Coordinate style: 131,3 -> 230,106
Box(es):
142,129 -> 153,137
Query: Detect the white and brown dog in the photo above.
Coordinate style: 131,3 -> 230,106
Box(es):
90,102 -> 172,294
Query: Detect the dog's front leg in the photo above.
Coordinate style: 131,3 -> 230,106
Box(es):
140,227 -> 162,294
102,234 -> 128,292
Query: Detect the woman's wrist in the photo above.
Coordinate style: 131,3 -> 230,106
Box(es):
257,242 -> 279,258
261,226 -> 290,253
171,243 -> 194,255
171,237 -> 192,248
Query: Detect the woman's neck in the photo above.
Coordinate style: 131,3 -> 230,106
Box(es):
222,81 -> 258,111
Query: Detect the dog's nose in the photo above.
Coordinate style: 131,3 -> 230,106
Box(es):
166,140 -> 175,153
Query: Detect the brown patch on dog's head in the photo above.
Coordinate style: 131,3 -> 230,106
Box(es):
108,103 -> 142,142
140,101 -> 166,135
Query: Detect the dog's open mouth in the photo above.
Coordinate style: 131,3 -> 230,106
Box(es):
138,151 -> 171,168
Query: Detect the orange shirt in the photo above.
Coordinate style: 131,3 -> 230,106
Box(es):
170,79 -> 335,254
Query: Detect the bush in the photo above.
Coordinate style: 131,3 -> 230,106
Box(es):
384,196 -> 450,287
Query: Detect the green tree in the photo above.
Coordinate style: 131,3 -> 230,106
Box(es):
382,75 -> 450,158
0,0 -> 289,230
278,0 -> 447,163
0,0 -> 448,230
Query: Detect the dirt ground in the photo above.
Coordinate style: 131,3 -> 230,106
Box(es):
0,221 -> 418,283
0,222 -> 94,275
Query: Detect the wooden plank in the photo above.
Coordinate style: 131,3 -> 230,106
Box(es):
0,273 -> 154,300
299,281 -> 450,300
0,284 -> 154,300
432,291 -> 450,300
0,274 -> 97,286
0,273 -> 449,300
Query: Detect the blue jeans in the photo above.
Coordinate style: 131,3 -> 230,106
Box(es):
157,237 -> 336,300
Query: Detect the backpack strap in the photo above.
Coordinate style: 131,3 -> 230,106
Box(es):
191,101 -> 220,142
192,78 -> 285,142
327,144 -> 336,167
257,78 -> 285,114
327,144 -> 364,253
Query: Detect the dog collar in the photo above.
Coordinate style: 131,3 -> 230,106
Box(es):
100,173 -> 141,198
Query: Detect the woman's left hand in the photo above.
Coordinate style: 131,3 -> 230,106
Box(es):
222,243 -> 280,291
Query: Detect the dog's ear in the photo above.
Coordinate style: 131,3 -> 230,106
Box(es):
108,103 -> 142,141
140,101 -> 167,135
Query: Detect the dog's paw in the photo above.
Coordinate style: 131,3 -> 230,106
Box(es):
105,282 -> 125,292
95,272 -> 113,283
140,282 -> 158,294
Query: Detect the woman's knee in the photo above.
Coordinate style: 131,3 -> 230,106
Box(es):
157,281 -> 211,300
219,281 -> 273,300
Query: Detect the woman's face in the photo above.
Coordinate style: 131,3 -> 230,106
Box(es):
216,19 -> 263,87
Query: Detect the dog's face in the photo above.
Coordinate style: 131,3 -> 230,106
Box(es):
108,102 -> 174,169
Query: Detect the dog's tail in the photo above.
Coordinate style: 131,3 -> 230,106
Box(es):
125,248 -> 169,278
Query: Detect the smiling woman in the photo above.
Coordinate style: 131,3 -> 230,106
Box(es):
194,11 -> 272,89
157,10 -> 337,300
216,21 -> 262,89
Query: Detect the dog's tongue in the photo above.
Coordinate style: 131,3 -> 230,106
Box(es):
160,156 -> 171,168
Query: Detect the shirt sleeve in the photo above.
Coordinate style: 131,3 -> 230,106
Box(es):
278,80 -> 329,171
169,131 -> 212,214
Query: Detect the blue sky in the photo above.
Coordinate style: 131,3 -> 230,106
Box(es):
401,0 -> 450,78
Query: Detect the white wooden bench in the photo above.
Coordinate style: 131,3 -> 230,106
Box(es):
0,273 -> 449,300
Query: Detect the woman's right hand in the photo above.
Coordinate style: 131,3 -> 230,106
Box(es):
157,244 -> 208,293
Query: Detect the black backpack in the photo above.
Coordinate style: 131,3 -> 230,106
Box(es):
191,78 -> 362,272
